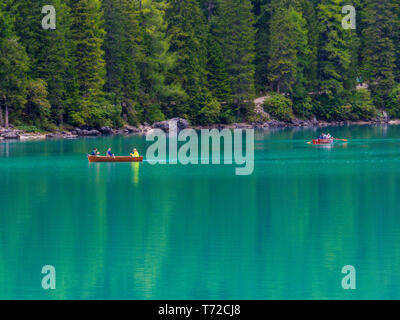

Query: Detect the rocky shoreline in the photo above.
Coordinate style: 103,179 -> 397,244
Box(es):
1,117 -> 399,142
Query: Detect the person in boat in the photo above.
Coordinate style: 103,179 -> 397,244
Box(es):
130,148 -> 139,158
90,148 -> 100,156
326,133 -> 332,139
106,148 -> 114,157
319,133 -> 325,139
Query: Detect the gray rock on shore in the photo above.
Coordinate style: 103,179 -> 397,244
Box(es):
99,127 -> 114,135
46,132 -> 78,139
266,120 -> 287,128
138,125 -> 152,133
73,128 -> 101,136
2,131 -> 20,139
84,129 -> 101,136
125,125 -> 142,134
290,118 -> 320,127
114,128 -> 129,135
1,128 -> 22,139
152,118 -> 189,132
234,123 -> 254,129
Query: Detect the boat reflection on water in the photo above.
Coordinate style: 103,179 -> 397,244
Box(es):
131,162 -> 140,185
312,143 -> 348,149
88,158 -> 140,185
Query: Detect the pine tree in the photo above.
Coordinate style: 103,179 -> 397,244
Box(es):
213,0 -> 256,117
298,0 -> 319,93
394,2 -> 400,83
165,0 -> 211,122
198,0 -> 219,20
0,0 -> 13,41
206,35 -> 231,103
0,38 -> 30,128
0,0 -> 14,127
102,0 -> 140,107
317,0 -> 355,97
361,0 -> 397,108
267,1 -> 309,95
0,1 -> 30,128
13,0 -> 73,125
251,0 -> 267,16
254,0 -> 272,93
68,0 -> 107,126
136,0 -> 184,124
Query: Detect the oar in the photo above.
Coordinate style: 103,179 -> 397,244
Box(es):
334,138 -> 348,142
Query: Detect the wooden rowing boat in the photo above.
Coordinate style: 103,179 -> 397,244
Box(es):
88,155 -> 143,163
312,138 -> 334,145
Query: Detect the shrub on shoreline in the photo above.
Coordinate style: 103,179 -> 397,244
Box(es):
262,93 -> 294,122
387,84 -> 400,118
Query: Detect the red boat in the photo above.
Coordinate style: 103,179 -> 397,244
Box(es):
312,138 -> 334,145
88,155 -> 143,163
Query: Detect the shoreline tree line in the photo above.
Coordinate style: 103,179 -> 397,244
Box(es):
0,0 -> 399,131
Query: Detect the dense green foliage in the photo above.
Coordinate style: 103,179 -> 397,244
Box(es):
102,0 -> 140,108
387,84 -> 400,118
0,0 -> 400,129
361,0 -> 397,108
212,0 -> 256,117
263,93 -> 294,122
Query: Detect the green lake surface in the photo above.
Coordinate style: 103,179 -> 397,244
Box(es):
1,125 -> 400,299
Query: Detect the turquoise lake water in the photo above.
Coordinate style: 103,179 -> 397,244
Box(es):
1,125 -> 400,299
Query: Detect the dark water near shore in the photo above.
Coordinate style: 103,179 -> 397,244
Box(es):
1,125 -> 400,299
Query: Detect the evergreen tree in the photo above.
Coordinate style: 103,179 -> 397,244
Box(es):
298,0 -> 319,93
393,3 -> 400,83
362,0 -> 397,108
206,35 -> 231,103
0,0 -> 14,127
0,38 -> 30,128
267,1 -> 309,95
254,0 -> 272,93
198,0 -> 219,20
0,1 -> 30,128
136,0 -> 183,124
0,0 -> 13,41
102,0 -> 140,107
13,0 -> 73,125
68,0 -> 107,126
165,0 -> 212,122
251,0 -> 267,16
213,0 -> 256,117
394,2 -> 400,82
317,0 -> 354,97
